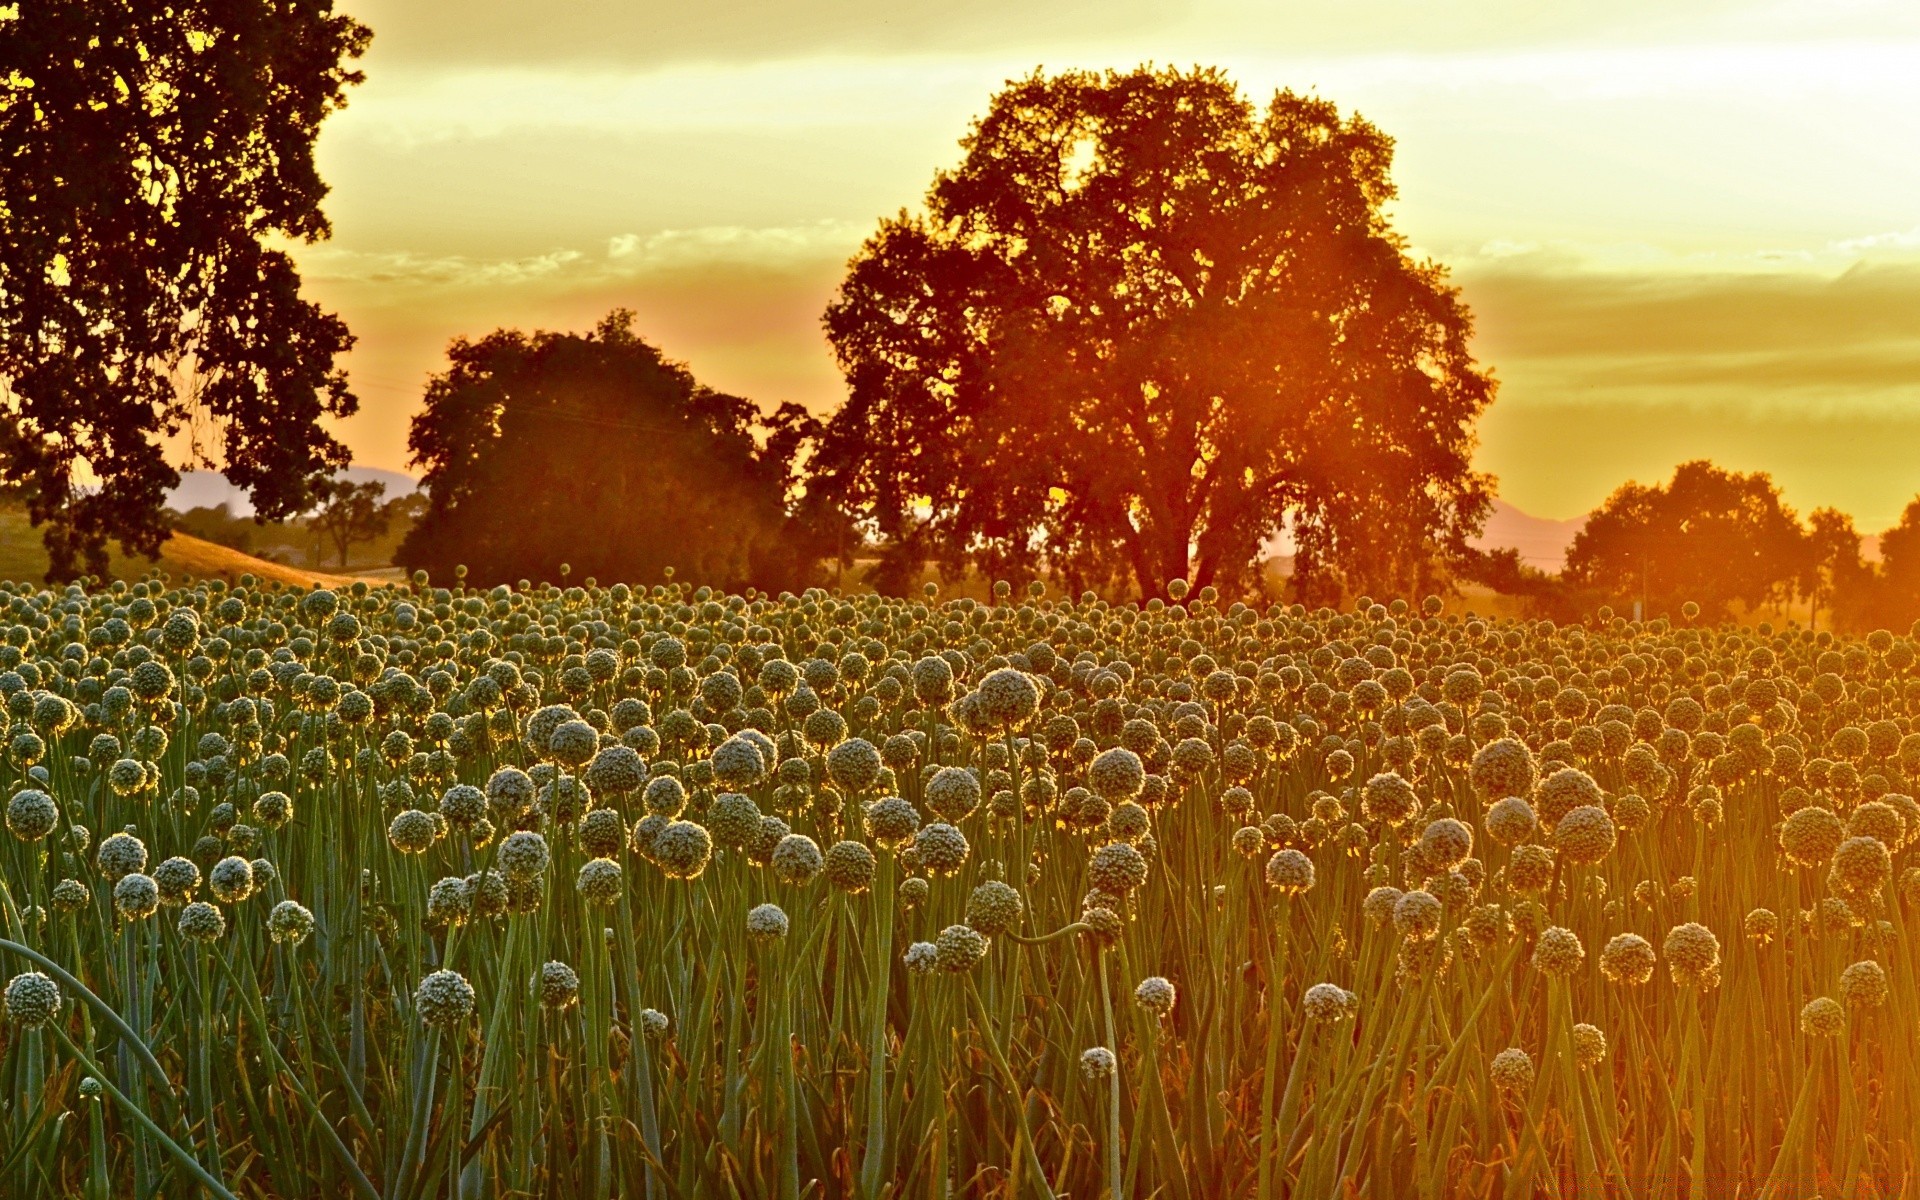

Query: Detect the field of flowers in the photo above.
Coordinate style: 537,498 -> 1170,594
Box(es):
0,571 -> 1914,1198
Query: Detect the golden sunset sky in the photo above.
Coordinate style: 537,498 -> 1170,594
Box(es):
298,0 -> 1920,529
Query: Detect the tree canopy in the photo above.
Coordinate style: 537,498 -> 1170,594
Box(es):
813,65 -> 1494,601
397,310 -> 822,589
1563,460 -> 1806,622
0,0 -> 367,580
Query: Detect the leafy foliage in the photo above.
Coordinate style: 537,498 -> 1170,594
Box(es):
0,0 -> 369,580
397,310 -> 825,589
1564,460 -> 1807,622
309,478 -> 390,568
815,65 -> 1495,601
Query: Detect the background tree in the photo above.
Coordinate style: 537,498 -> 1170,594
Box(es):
398,310 -> 823,589
308,477 -> 390,568
1804,506 -> 1869,632
0,0 -> 368,579
813,65 -> 1494,600
1563,460 -> 1807,622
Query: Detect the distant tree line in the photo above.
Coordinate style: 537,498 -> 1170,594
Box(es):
1462,460 -> 1920,633
11,22 -> 1920,634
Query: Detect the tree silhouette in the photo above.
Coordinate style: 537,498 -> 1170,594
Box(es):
813,65 -> 1494,600
0,0 -> 368,579
309,478 -> 390,569
1563,460 -> 1806,622
397,310 -> 824,589
1804,507 -> 1869,632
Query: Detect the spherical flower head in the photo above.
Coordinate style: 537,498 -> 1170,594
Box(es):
1419,818 -> 1474,872
1361,772 -> 1418,827
209,856 -> 254,904
1490,1047 -> 1535,1096
1841,959 -> 1889,1009
862,796 -> 920,849
1780,804 -> 1845,869
1080,1046 -> 1117,1082
575,857 -> 624,905
1133,976 -> 1176,1018
966,879 -> 1024,936
1534,767 -> 1602,827
498,831 -> 552,881
903,941 -> 939,974
1571,1023 -> 1607,1069
4,971 -> 61,1027
51,878 -> 88,913
1089,841 -> 1150,896
1799,996 -> 1845,1037
415,969 -> 476,1028
539,960 -> 580,1009
388,809 -> 438,855
1483,797 -> 1537,848
1266,849 -> 1316,895
1080,904 -> 1124,947
976,668 -> 1041,728
485,767 -> 536,823
643,775 -> 687,821
113,873 -> 160,921
1744,907 -> 1779,945
709,736 -> 767,790
577,808 -> 627,859
1362,886 -> 1403,928
771,833 -> 825,886
914,822 -> 970,877
746,902 -> 790,943
898,877 -> 931,910
1531,926 -> 1585,977
96,831 -> 148,882
153,856 -> 200,906
1506,844 -> 1556,894
251,790 -> 293,831
268,899 -> 316,945
706,792 -> 762,849
547,719 -> 600,768
6,788 -> 59,842
1232,826 -> 1266,859
639,1007 -> 671,1039
1302,982 -> 1356,1024
428,876 -> 472,925
1830,835 -> 1892,898
1664,922 -> 1722,989
584,745 -> 647,797
934,923 -> 990,973
177,900 -> 226,943
652,820 -> 715,880
1470,738 -> 1537,802
824,840 -> 877,893
1554,805 -> 1617,866
1088,747 -> 1146,803
924,767 -> 982,823
1392,890 -> 1443,942
825,737 -> 883,794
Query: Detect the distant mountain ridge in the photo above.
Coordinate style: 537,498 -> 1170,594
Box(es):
168,467 -> 418,516
1472,499 -> 1586,572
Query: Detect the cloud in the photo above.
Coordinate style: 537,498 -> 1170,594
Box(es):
341,0 -> 1920,68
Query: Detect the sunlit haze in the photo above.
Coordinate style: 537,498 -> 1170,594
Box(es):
301,0 -> 1920,528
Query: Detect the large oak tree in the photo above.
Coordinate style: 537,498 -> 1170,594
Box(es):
398,310 -> 827,590
814,66 -> 1495,600
0,0 -> 367,579
1563,460 -> 1807,622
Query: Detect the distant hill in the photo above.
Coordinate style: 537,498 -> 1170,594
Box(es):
168,466 -> 418,516
0,507 -> 388,588
1470,500 -> 1586,573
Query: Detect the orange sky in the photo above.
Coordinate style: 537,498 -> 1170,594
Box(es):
296,0 -> 1920,529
